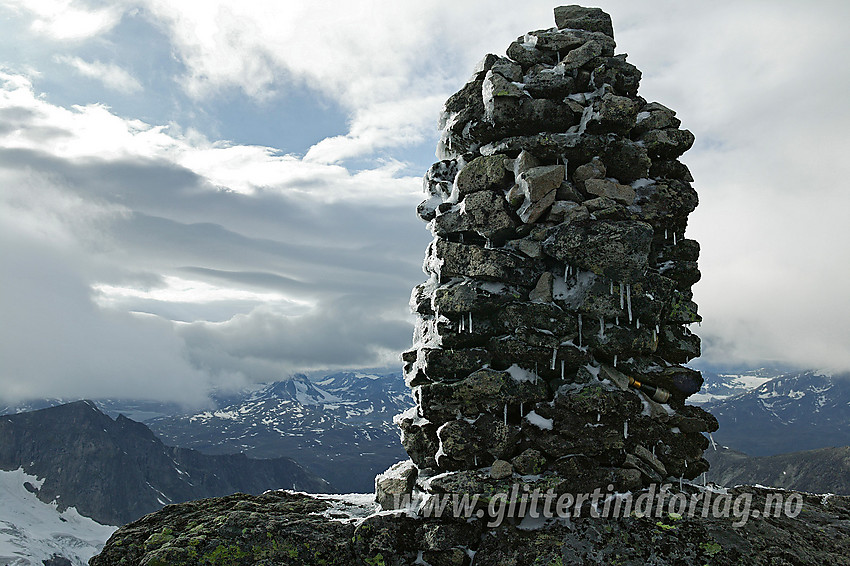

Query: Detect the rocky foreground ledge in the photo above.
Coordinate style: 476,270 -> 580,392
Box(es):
91,486 -> 850,565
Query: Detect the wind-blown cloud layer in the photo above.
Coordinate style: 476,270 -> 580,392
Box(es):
0,0 -> 848,404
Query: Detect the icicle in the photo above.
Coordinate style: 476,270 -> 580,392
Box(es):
562,155 -> 568,179
619,282 -> 625,309
615,316 -> 619,325
474,455 -> 478,467
684,459 -> 688,468
564,264 -> 569,283
703,472 -> 707,486
664,228 -> 668,240
679,475 -> 683,490
613,354 -> 617,367
597,412 -> 601,422
598,316 -> 605,339
626,284 -> 633,322
610,280 -> 614,295
561,359 -> 565,380
577,314 -> 583,347
504,404 -> 508,426
520,401 -> 524,415
550,347 -> 557,370
469,312 -> 473,333
709,432 -> 717,451
460,315 -> 465,332
623,420 -> 628,439
635,317 -> 640,330
673,232 -> 677,245
652,445 -> 656,457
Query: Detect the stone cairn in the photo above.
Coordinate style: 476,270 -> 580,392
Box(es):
377,5 -> 718,511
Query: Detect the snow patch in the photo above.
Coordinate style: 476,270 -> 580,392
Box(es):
0,468 -> 117,566
524,411 -> 553,430
506,364 -> 539,383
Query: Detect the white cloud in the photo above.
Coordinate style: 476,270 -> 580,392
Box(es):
54,55 -> 142,93
1,0 -> 125,40
137,0 -> 532,162
0,70 -> 420,203
0,68 -> 427,402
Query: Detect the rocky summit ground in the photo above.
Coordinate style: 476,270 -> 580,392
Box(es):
91,486 -> 850,565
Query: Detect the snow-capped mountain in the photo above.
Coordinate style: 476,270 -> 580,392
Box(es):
0,467 -> 117,566
0,401 -> 328,526
688,367 -> 786,404
704,369 -> 850,456
148,372 -> 412,493
0,398 -> 190,424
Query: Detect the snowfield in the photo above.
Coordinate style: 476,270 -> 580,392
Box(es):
0,468 -> 116,566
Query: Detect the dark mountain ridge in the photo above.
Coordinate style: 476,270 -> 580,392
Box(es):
0,400 -> 328,525
705,445 -> 850,495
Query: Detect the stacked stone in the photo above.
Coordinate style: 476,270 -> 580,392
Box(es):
379,5 -> 718,509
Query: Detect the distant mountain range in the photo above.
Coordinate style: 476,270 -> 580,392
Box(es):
1,371 -> 413,494
703,369 -> 850,456
688,367 -> 783,404
147,371 -> 412,493
0,400 -> 328,526
3,367 -> 848,514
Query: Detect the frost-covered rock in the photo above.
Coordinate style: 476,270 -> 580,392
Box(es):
395,1 -> 715,514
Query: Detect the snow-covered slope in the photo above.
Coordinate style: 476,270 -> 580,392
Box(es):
0,468 -> 116,566
149,372 -> 411,493
704,369 -> 850,456
688,367 -> 785,404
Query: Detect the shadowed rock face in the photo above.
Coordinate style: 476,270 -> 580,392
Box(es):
387,4 -> 717,507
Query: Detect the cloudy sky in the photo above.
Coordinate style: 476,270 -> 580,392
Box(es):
1,0 -> 848,405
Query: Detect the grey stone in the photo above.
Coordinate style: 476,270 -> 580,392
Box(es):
490,459 -> 513,480
591,55 -> 642,96
511,448 -> 547,475
432,190 -> 517,244
633,102 -> 681,135
517,164 -> 564,223
562,39 -> 603,70
506,183 -> 524,209
546,200 -> 589,224
632,444 -> 667,477
513,237 -> 543,258
640,128 -> 695,159
528,272 -> 554,303
573,156 -> 606,187
491,57 -> 523,82
512,149 -> 540,178
430,239 -> 542,285
554,5 -> 615,38
584,178 -> 636,204
524,66 -> 576,98
455,154 -> 512,196
596,93 -> 638,133
375,460 -> 418,510
555,180 -> 584,202
542,219 -> 653,282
